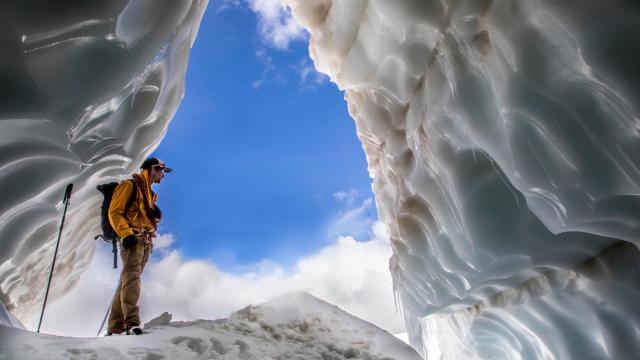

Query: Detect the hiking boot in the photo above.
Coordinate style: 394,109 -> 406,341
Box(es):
105,330 -> 126,336
127,326 -> 143,335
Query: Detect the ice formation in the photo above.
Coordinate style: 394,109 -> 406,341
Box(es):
0,292 -> 420,359
0,1 -> 207,322
285,0 -> 640,359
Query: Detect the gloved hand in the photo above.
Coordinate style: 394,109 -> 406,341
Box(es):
122,235 -> 137,250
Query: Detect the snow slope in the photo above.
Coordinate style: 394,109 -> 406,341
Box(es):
0,292 -> 420,360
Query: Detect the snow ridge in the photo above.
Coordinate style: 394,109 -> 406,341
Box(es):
0,292 -> 420,360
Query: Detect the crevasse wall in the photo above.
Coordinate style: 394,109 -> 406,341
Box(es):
0,0 -> 207,323
286,0 -> 640,359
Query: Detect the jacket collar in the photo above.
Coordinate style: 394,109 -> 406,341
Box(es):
133,170 -> 155,207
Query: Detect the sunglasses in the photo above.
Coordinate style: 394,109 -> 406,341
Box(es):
151,164 -> 172,173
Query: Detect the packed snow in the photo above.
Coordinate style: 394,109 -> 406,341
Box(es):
286,0 -> 640,358
0,292 -> 420,360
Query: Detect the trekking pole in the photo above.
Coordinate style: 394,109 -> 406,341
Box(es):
37,183 -> 73,333
97,303 -> 111,336
97,282 -> 120,336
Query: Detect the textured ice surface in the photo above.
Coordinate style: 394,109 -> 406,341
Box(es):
0,292 -> 421,360
286,0 -> 640,358
0,300 -> 23,329
0,0 -> 207,322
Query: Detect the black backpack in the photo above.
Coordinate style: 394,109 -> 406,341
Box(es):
96,180 -> 137,268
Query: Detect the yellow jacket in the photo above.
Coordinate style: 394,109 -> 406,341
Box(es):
108,170 -> 158,238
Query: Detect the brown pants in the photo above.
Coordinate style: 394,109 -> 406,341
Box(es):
107,238 -> 150,333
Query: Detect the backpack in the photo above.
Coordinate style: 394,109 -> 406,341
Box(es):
95,180 -> 138,268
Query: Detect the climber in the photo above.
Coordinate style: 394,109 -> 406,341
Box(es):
106,157 -> 171,335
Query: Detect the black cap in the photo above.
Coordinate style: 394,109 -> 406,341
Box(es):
140,157 -> 172,173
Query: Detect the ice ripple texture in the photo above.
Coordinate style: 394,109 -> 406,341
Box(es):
286,0 -> 640,359
0,1 -> 207,323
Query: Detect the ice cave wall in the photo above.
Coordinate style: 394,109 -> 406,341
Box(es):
286,0 -> 640,359
0,0 -> 207,324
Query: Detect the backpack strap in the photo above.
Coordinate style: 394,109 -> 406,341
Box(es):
112,180 -> 138,269
124,180 -> 138,215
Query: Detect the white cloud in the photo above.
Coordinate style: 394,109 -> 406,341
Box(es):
153,233 -> 175,251
328,197 -> 376,240
247,0 -> 307,50
216,0 -> 242,12
252,49 -> 274,89
212,0 -> 321,89
340,198 -> 373,222
297,58 -> 328,87
213,1 -> 320,88
27,221 -> 405,337
140,220 -> 403,333
216,0 -> 306,50
333,188 -> 358,206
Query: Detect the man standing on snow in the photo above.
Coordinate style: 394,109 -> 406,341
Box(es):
106,157 -> 171,335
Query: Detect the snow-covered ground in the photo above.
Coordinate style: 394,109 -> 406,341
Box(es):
0,292 -> 420,360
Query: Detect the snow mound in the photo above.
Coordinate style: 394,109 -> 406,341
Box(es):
0,292 -> 420,360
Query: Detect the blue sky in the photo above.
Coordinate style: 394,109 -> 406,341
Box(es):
150,3 -> 376,271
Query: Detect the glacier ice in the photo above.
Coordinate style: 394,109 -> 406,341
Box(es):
0,0 -> 207,322
286,0 -> 640,358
